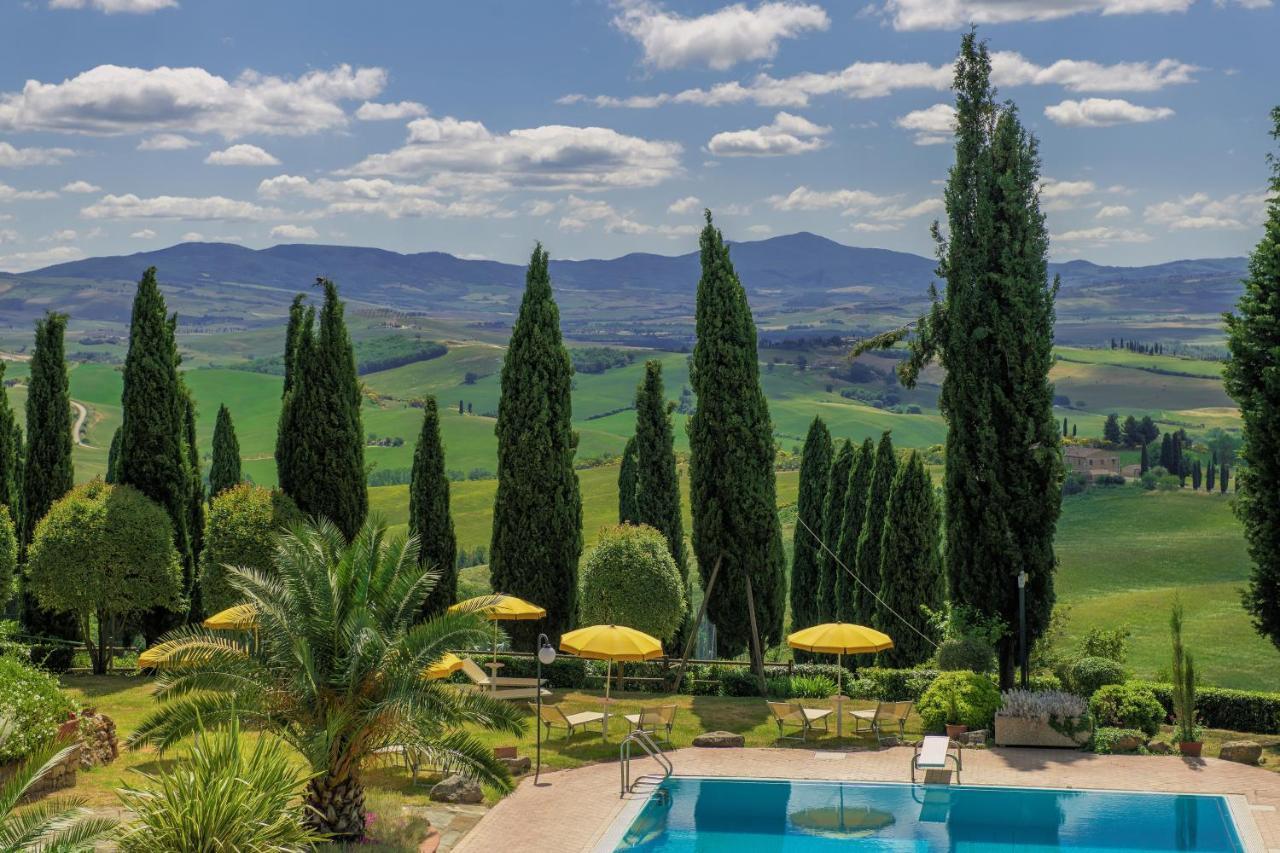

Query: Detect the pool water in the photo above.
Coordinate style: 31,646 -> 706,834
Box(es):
614,778 -> 1245,852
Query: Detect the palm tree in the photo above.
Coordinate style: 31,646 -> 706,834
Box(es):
129,518 -> 527,841
0,730 -> 117,852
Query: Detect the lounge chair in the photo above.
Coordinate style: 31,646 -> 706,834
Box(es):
623,704 -> 677,746
461,657 -> 546,690
530,703 -> 606,739
850,700 -> 913,743
911,735 -> 961,784
767,701 -> 832,742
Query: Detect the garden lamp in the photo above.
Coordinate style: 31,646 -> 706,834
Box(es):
535,633 -> 555,784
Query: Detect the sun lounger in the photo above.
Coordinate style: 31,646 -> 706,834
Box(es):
530,703 -> 606,739
911,734 -> 961,783
850,700 -> 913,743
461,657 -> 546,690
767,701 -> 832,742
623,704 -> 677,746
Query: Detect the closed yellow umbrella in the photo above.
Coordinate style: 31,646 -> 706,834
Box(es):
202,604 -> 258,631
422,651 -> 464,680
787,622 -> 893,738
560,624 -> 662,733
449,594 -> 546,668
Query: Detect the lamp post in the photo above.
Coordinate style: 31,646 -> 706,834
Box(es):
535,633 -> 555,784
1017,570 -> 1029,689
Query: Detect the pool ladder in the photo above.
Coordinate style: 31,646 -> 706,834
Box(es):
619,730 -> 672,797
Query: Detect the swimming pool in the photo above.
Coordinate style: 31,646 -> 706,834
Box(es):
610,777 -> 1247,852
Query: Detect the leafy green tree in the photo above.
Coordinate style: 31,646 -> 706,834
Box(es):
1122,415 -> 1141,447
1139,416 -> 1159,447
688,212 -> 786,655
876,451 -> 943,665
790,416 -> 831,634
1103,414 -> 1122,445
130,519 -> 525,841
199,484 -> 302,615
27,480 -> 184,674
834,438 -> 874,622
105,428 -> 121,484
409,396 -> 457,618
579,524 -> 687,641
208,404 -> 241,497
854,431 -> 897,626
817,440 -> 853,621
617,436 -> 639,524
490,245 -> 582,646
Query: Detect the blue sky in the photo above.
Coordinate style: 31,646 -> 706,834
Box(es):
0,0 -> 1276,270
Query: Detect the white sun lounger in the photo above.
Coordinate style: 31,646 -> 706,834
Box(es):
911,735 -> 961,783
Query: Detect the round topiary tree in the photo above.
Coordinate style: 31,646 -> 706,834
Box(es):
27,479 -> 183,674
917,670 -> 1002,732
579,524 -> 687,641
200,484 -> 303,615
935,636 -> 997,674
1088,683 -> 1165,737
1069,656 -> 1126,698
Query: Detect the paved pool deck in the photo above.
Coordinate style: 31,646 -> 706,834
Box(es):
452,745 -> 1280,853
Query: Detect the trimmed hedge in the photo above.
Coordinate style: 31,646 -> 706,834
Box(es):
1089,684 -> 1164,737
1134,681 -> 1280,735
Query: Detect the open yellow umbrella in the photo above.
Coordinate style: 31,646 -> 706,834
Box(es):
422,651 -> 464,680
202,604 -> 258,631
787,622 -> 893,738
448,594 -> 546,667
560,624 -> 662,733
137,646 -> 169,669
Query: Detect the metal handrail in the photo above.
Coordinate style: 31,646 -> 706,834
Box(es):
619,729 -> 672,796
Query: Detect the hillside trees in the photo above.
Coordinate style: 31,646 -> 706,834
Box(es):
0,364 -> 20,519
1228,106 -> 1280,652
688,212 -> 786,656
1104,414 -> 1122,444
409,396 -> 457,618
489,245 -> 582,646
818,440 -> 853,621
876,450 -> 943,665
790,416 -> 831,635
1122,415 -> 1141,447
209,404 -> 241,497
853,432 -> 897,626
835,438 -> 874,622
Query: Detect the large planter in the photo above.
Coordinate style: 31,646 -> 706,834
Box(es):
1179,741 -> 1203,758
994,714 -> 1091,748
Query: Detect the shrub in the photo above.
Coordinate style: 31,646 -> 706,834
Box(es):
1136,681 -> 1280,734
789,674 -> 837,699
790,662 -> 854,686
999,689 -> 1088,720
917,671 -> 1001,732
719,666 -> 761,697
1079,627 -> 1130,662
1089,684 -> 1164,737
1028,673 -> 1064,692
579,524 -> 687,642
1069,656 -> 1126,697
1095,473 -> 1126,487
200,484 -> 303,615
28,644 -> 75,673
847,667 -> 940,702
1141,466 -> 1169,491
1062,472 -> 1088,495
1091,727 -> 1149,754
936,636 -> 996,674
0,506 -> 14,612
0,655 -> 76,762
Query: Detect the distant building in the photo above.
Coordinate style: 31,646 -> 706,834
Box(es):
1121,463 -> 1143,479
1064,446 -> 1121,481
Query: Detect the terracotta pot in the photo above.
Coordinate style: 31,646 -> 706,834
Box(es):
1179,741 -> 1203,758
493,745 -> 518,760
945,724 -> 968,740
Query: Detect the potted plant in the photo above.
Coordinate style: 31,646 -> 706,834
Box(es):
944,693 -> 967,740
1170,601 -> 1202,757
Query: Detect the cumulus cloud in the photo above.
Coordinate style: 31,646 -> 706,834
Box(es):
0,183 -> 58,201
1053,226 -> 1153,245
882,0 -> 1267,30
746,224 -> 773,235
130,228 -> 157,239
769,185 -> 942,223
342,116 -> 682,190
81,193 -> 284,221
270,224 -> 319,240
204,144 -> 281,166
668,195 -> 701,214
0,63 -> 385,138
1144,190 -> 1269,230
61,180 -> 100,193
49,0 -> 176,12
557,194 -> 698,238
1044,98 -> 1175,127
0,142 -> 77,167
138,133 -> 198,150
355,101 -> 429,120
894,103 -> 955,145
707,111 -> 830,156
1096,204 -> 1131,219
849,221 -> 903,233
613,1 -> 829,70
0,245 -> 85,271
526,199 -> 557,216
257,174 -> 504,219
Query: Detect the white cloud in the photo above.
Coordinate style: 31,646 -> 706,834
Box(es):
0,229 -> 17,243
257,174 -> 504,219
130,228 -> 157,239
50,0 -> 176,12
61,180 -> 100,193
557,195 -> 698,238
204,144 -> 281,166
270,224 -> 319,241
81,193 -> 283,221
707,111 -> 830,156
894,103 -> 955,145
850,221 -> 903,233
746,224 -> 773,235
1053,226 -> 1153,244
343,117 -> 683,190
0,245 -> 85,271
613,1 -> 829,70
180,231 -> 205,242
770,186 -> 894,211
1096,204 -> 1131,219
882,0 -> 1269,30
526,199 -> 557,216
0,63 -> 385,138
1044,98 -> 1175,127
0,142 -> 77,167
996,55 -> 1197,93
43,229 -> 78,242
138,133 -> 198,151
668,195 -> 701,214
355,100 -> 428,120
1144,190 -> 1269,230
1040,179 -> 1097,200
0,183 -> 58,201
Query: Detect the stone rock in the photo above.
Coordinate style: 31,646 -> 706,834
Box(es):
1112,735 -> 1144,753
959,730 -> 987,746
499,756 -> 531,775
1147,740 -> 1173,755
878,735 -> 901,748
1219,741 -> 1262,766
430,774 -> 483,804
692,731 -> 745,748
77,712 -> 119,769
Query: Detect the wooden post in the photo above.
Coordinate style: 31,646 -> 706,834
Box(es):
668,555 -> 721,693
745,575 -> 768,696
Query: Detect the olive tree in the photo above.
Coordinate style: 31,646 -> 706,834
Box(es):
27,480 -> 183,674
579,524 -> 687,642
199,483 -> 303,615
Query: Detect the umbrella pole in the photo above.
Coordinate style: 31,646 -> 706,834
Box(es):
836,650 -> 844,738
604,659 -> 612,737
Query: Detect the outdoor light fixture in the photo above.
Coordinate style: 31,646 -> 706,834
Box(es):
535,633 -> 555,784
1017,571 -> 1029,690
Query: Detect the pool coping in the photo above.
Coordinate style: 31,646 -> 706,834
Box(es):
592,774 -> 1268,853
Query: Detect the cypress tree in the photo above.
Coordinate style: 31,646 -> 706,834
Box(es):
688,212 -> 786,656
281,293 -> 306,398
833,438 -> 874,622
1140,441 -> 1150,475
1221,465 -> 1230,494
1071,423 -> 1077,438
183,387 -> 204,619
1122,415 -> 1141,447
117,268 -> 194,638
1207,457 -> 1216,492
632,360 -> 689,650
490,245 -> 582,647
853,431 -> 897,626
209,404 -> 242,497
0,363 -> 21,517
1191,459 -> 1202,490
876,451 -> 943,665
105,427 -> 121,484
1062,417 -> 1068,437
618,436 -> 639,525
275,304 -> 314,500
1140,416 -> 1159,447
409,396 -> 457,618
790,416 -> 831,634
1173,432 -> 1185,485
1159,433 -> 1174,472
817,440 -> 853,622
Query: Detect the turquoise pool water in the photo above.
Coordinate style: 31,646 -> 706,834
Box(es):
614,778 -> 1245,852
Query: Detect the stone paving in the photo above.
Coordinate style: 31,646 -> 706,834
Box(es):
453,745 -> 1280,853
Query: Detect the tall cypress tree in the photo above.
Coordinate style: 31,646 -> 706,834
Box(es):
281,293 -> 306,398
876,451 -> 943,665
618,436 -> 639,525
0,363 -> 21,518
816,440 -> 853,622
632,360 -> 689,650
409,396 -> 457,618
1207,456 -> 1216,492
688,212 -> 786,656
1221,465 -> 1230,494
183,386 -> 204,619
209,404 -> 242,497
105,427 -> 121,484
1159,433 -> 1174,472
833,438 -> 873,622
853,431 -> 897,626
1228,106 -> 1280,653
275,304 -> 314,500
1191,459 -> 1202,490
118,268 -> 194,638
790,416 -> 831,634
490,245 -> 582,647
19,313 -> 76,640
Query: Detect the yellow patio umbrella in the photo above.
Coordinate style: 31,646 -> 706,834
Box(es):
137,645 -> 169,669
559,624 -> 663,731
787,622 -> 893,738
448,594 -> 546,666
790,802 -> 894,839
202,603 -> 258,631
422,651 -> 464,680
